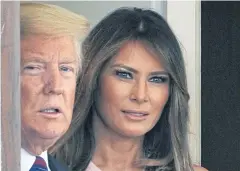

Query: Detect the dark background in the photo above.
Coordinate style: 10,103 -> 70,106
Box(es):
201,1 -> 240,171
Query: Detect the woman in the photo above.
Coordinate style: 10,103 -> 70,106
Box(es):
53,7 -> 208,171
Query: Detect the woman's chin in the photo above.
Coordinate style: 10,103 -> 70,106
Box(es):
120,128 -> 149,138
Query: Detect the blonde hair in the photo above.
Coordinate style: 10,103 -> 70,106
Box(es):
20,2 -> 90,71
20,2 -> 89,38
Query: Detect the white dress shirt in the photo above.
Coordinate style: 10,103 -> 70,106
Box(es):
21,148 -> 51,171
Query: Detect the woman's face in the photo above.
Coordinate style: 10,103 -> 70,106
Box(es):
95,41 -> 170,138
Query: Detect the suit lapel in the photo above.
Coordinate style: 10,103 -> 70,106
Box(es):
48,154 -> 69,171
48,155 -> 58,171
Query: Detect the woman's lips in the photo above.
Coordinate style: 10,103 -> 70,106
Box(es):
121,110 -> 149,121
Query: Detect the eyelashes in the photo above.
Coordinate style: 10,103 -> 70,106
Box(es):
149,76 -> 169,83
114,69 -> 169,84
115,70 -> 132,79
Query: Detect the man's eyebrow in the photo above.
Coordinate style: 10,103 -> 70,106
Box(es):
21,57 -> 46,64
59,60 -> 77,64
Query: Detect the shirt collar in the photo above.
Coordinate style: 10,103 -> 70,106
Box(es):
21,148 -> 51,171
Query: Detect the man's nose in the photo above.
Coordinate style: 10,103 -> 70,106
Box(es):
130,80 -> 148,104
43,68 -> 64,95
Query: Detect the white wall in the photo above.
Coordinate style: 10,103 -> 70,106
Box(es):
0,1 -> 2,169
42,1 -> 165,27
167,1 -> 201,164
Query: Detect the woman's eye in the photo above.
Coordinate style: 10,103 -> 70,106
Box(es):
115,70 -> 132,79
149,76 -> 168,83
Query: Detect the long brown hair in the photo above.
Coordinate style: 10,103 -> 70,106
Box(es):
52,7 -> 193,171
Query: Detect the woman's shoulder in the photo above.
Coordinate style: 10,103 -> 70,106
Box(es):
193,165 -> 208,171
86,161 -> 208,171
86,162 -> 102,171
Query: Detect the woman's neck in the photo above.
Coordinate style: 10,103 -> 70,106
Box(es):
92,113 -> 144,171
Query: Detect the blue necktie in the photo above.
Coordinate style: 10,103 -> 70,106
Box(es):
29,156 -> 48,171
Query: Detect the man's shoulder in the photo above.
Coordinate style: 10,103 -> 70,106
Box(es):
48,154 -> 69,171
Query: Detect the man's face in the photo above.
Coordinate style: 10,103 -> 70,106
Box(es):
21,35 -> 78,153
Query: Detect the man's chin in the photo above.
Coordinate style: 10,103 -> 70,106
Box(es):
31,131 -> 64,147
39,131 -> 63,140
37,130 -> 67,146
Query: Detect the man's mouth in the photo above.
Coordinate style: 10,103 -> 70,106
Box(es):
39,107 -> 63,118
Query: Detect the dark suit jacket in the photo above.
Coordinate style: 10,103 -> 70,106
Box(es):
48,155 -> 69,171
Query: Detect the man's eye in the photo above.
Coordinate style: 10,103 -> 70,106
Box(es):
22,65 -> 43,75
149,76 -> 169,83
60,66 -> 74,72
115,70 -> 132,79
24,66 -> 39,70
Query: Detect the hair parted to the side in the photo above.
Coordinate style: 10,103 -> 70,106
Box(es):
53,7 -> 193,171
20,2 -> 89,38
20,2 -> 89,73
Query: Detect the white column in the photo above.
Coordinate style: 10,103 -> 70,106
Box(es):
166,1 -> 201,164
0,1 -> 2,170
150,0 -> 167,19
1,1 -> 21,170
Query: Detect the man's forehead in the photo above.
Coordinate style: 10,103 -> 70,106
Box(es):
21,55 -> 77,63
21,34 -> 75,46
21,35 -> 78,60
21,34 -> 74,41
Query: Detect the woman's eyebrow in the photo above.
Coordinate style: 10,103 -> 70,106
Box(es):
111,64 -> 168,76
110,64 -> 138,73
150,71 -> 169,76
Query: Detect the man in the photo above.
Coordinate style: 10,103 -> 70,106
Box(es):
20,2 -> 89,171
